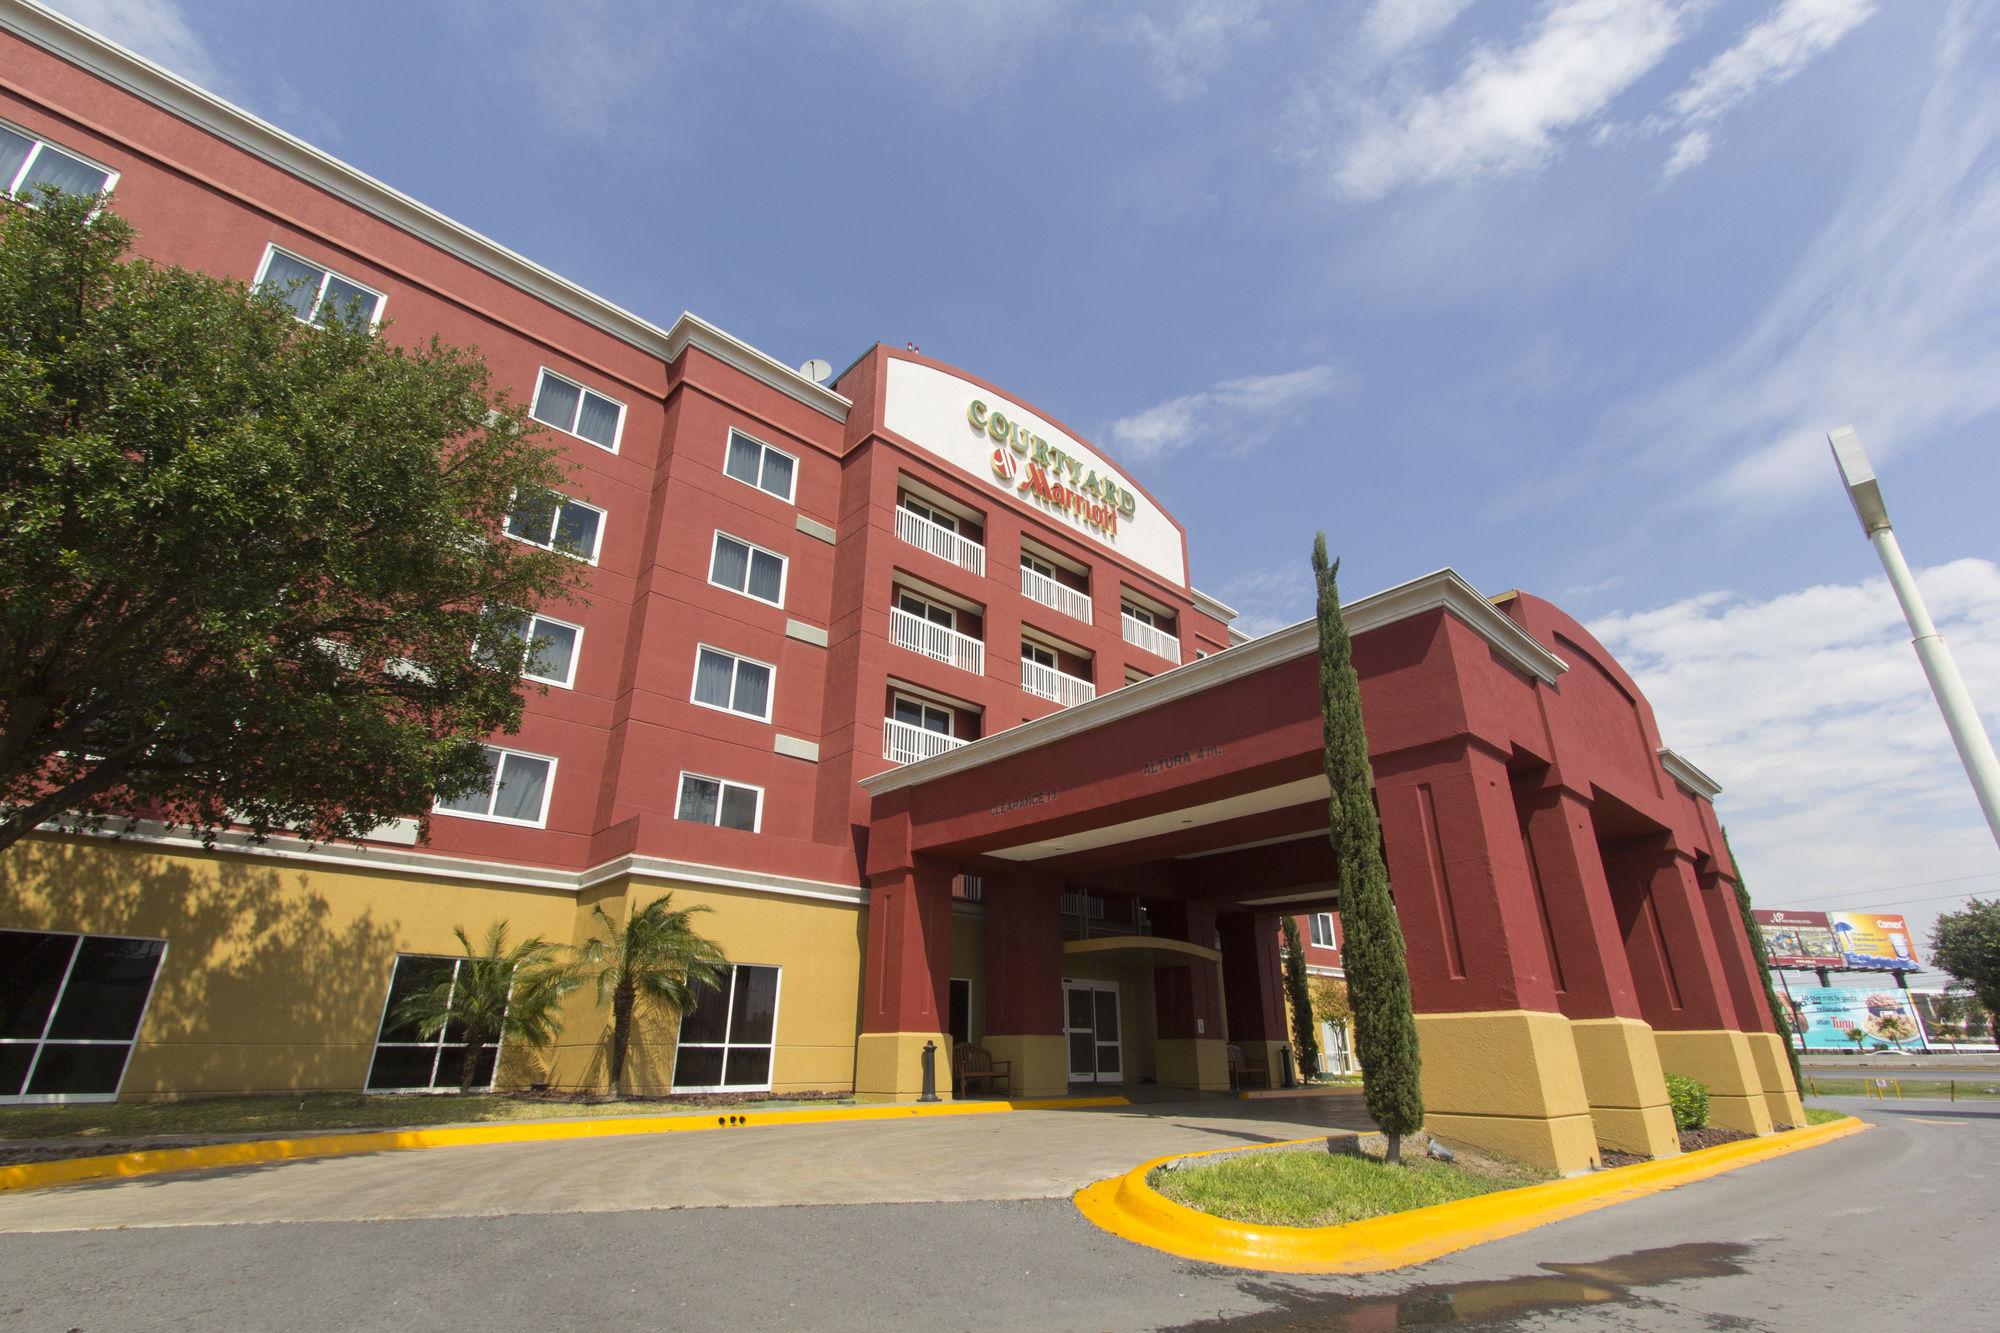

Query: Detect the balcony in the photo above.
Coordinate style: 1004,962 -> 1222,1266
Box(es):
890,606 -> 985,676
883,717 -> 970,765
1121,612 -> 1181,663
1021,657 -> 1096,708
895,505 -> 985,577
1020,565 -> 1093,625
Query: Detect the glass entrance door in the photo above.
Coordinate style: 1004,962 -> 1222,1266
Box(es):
1064,981 -> 1122,1084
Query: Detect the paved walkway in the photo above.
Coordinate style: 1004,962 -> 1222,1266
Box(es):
0,1093 -> 1374,1232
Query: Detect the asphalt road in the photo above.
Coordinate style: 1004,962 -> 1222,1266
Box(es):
1,1097 -> 1990,1331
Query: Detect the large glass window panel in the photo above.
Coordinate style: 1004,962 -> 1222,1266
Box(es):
731,660 -> 771,718
724,432 -> 762,486
490,753 -> 551,823
376,956 -> 455,1044
527,619 -> 578,683
259,250 -> 325,320
677,982 -> 730,1045
673,1047 -> 724,1088
718,784 -> 758,832
531,374 -> 582,433
506,491 -> 559,545
730,966 -> 779,1044
759,449 -> 794,499
25,1043 -> 131,1096
746,548 -> 783,603
575,392 -> 620,449
710,536 -> 749,591
0,127 -> 32,190
677,776 -> 720,825
20,143 -> 110,199
46,938 -> 165,1041
0,931 -> 76,1039
317,274 -> 380,327
693,648 -> 735,709
723,1047 -> 771,1087
435,747 -> 501,815
552,502 -> 600,559
0,1045 -> 34,1098
365,1044 -> 440,1092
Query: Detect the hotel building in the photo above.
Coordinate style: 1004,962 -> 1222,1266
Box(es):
0,2 -> 1801,1172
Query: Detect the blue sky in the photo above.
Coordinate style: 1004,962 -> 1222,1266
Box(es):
58,0 -> 2000,979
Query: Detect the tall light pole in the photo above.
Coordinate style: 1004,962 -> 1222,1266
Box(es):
1829,427 -> 2000,847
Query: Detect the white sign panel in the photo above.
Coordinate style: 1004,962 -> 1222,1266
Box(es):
882,359 -> 1186,585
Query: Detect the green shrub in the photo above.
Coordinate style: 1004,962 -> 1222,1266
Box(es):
1665,1073 -> 1710,1130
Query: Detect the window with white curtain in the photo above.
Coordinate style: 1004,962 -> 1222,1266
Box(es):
253,244 -> 384,328
676,773 -> 762,832
478,608 -> 582,688
1310,912 -> 1337,949
709,533 -> 786,606
723,429 -> 797,502
692,646 -> 773,721
433,745 -> 555,826
0,122 -> 116,203
531,369 -> 624,452
505,489 -> 604,562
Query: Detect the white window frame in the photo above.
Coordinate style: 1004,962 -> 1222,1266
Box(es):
890,691 -> 953,735
900,495 -> 959,534
1021,551 -> 1055,581
896,588 -> 957,632
675,771 -> 765,833
690,644 -> 776,723
0,118 -> 118,206
1022,640 -> 1057,670
1122,602 -> 1158,629
363,953 -> 507,1094
480,608 -> 584,689
724,428 -> 798,504
431,744 -> 557,828
670,963 -> 783,1094
530,367 -> 625,454
708,531 -> 789,608
504,488 -> 605,565
252,243 -> 386,329
0,927 -> 167,1105
1310,912 -> 1337,949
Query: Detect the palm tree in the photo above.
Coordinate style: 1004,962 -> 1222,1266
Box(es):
394,923 -> 579,1092
578,893 -> 729,1095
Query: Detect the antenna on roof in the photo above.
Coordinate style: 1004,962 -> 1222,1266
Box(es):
798,358 -> 832,384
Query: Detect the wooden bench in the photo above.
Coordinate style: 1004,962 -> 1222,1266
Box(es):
953,1042 -> 1012,1098
1226,1043 -> 1271,1091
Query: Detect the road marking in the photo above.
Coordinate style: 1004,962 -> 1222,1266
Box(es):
1907,1117 -> 1970,1126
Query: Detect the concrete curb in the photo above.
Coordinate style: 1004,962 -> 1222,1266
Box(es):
0,1094 -> 1130,1194
1074,1115 -> 1869,1273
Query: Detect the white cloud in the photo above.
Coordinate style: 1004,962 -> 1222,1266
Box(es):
1652,0 -> 1877,183
1105,364 -> 1348,465
796,0 -> 1079,98
51,0 -> 223,89
1362,0 -> 1476,56
1114,0 -> 1272,102
1301,0 -> 1691,202
1211,565 -> 1313,639
1591,558 -> 2000,959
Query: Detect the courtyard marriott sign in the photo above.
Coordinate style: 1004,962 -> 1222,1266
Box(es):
881,357 -> 1187,584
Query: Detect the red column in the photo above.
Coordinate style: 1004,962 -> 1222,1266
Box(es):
860,855 -> 954,1036
984,875 -> 1064,1040
1373,740 -> 1560,1015
1699,864 -> 1777,1035
1219,912 -> 1288,1044
1513,780 -> 1646,1022
1151,900 -> 1224,1041
1599,837 -> 1739,1032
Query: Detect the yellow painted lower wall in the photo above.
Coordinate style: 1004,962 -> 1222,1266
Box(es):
0,835 -> 863,1101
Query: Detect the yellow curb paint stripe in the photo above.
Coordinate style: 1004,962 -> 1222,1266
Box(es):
0,1094 -> 1129,1195
1074,1115 -> 1869,1274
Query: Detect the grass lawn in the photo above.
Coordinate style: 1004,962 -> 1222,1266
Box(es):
1803,1106 -> 1855,1126
1151,1148 -> 1547,1229
1798,1076 -> 1999,1099
0,1092 -> 847,1142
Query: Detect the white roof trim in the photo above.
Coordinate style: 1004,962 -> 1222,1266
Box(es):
1658,748 -> 1723,800
862,568 -> 1568,795
1192,587 -> 1240,622
0,1 -> 851,421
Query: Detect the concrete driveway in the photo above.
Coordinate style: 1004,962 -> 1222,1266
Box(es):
0,1093 -> 1374,1232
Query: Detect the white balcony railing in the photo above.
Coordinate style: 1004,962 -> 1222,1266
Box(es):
883,717 -> 969,765
895,506 -> 986,577
1021,657 -> 1096,708
1121,613 -> 1181,662
1020,565 -> 1093,625
890,607 -> 985,676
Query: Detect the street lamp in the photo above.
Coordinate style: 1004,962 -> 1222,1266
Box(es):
1829,427 -> 2000,847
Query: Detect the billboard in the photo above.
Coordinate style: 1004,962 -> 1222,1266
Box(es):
1752,909 -> 1842,969
1828,911 -> 1921,972
1780,986 -> 1925,1051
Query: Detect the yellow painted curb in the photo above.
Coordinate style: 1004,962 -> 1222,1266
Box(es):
0,1094 -> 1129,1194
1075,1115 -> 1869,1273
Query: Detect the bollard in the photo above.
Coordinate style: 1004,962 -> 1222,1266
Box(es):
1951,1078 -> 1957,1103
919,1039 -> 939,1103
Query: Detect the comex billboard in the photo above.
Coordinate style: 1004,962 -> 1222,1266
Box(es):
1752,908 -> 1919,972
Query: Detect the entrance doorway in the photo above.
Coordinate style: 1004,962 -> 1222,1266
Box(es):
1063,979 -> 1122,1084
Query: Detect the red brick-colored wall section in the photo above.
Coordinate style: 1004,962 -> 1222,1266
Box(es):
1221,913 -> 1288,1044
1152,902 -> 1225,1040
1512,779 -> 1647,1022
861,856 -> 954,1034
984,875 -> 1065,1039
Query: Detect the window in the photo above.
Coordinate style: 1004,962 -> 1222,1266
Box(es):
1021,552 -> 1055,580
505,489 -> 604,562
365,955 -> 503,1092
897,590 -> 956,631
2,929 -> 165,1103
672,964 -> 780,1091
254,244 -> 384,328
901,496 -> 958,533
433,745 -> 555,826
1022,641 -> 1057,670
677,772 -> 762,832
0,122 -> 115,203
892,693 -> 952,735
723,429 -> 797,502
530,369 -> 624,452
692,646 -> 773,721
709,533 -> 786,606
480,609 -> 582,688
1310,913 -> 1337,949
949,978 -> 972,1049
1123,602 -> 1157,628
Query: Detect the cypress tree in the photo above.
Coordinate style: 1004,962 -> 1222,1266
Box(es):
1312,536 -> 1423,1163
1281,914 -> 1320,1081
1722,829 -> 1802,1091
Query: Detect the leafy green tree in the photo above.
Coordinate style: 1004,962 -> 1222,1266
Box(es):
1930,898 -> 2000,1042
1281,914 -> 1320,1081
1311,535 -> 1423,1163
0,194 -> 584,853
394,923 -> 579,1092
1721,829 -> 1801,1087
578,893 -> 729,1095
